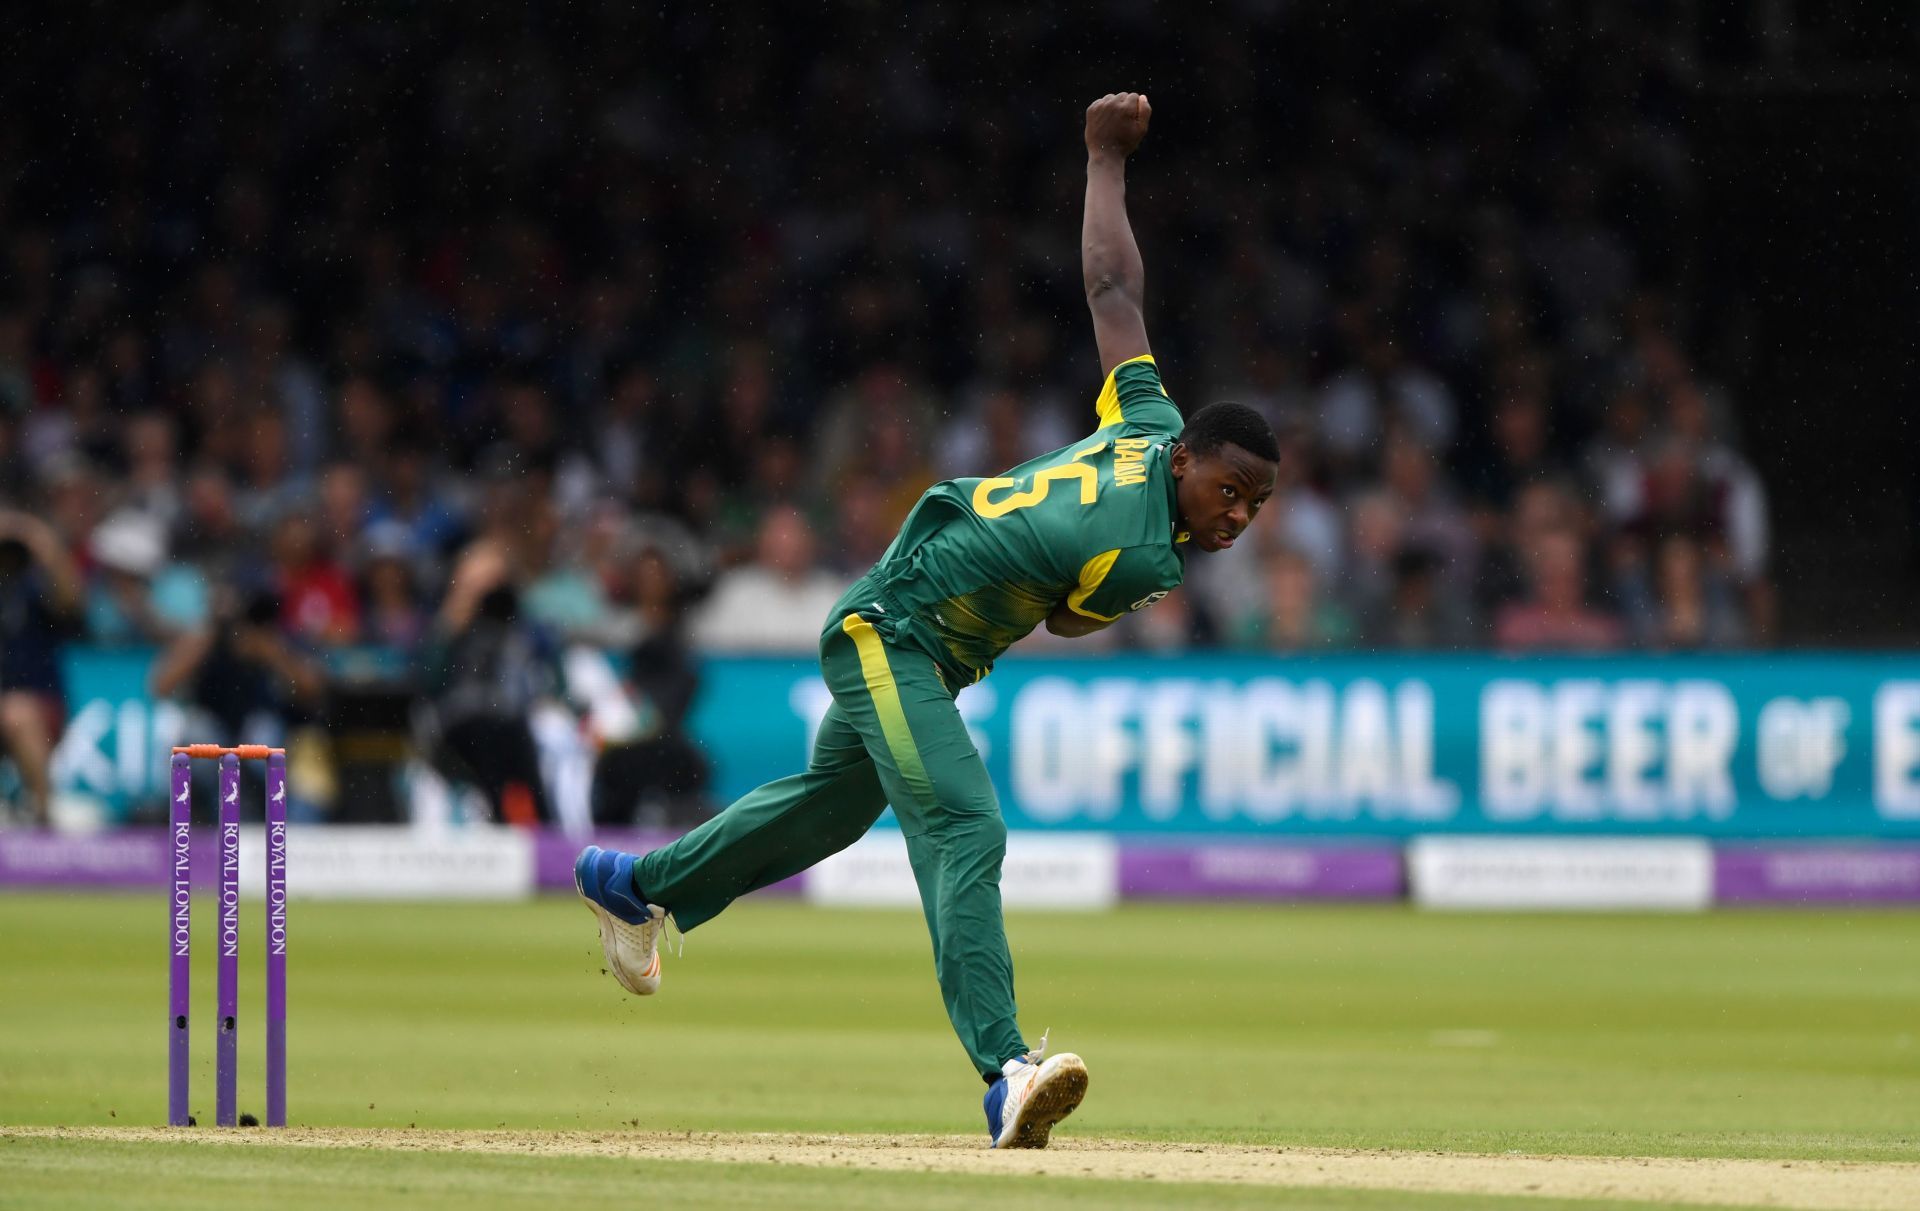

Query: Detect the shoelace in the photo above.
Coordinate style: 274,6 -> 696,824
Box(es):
1023,1028 -> 1050,1066
663,909 -> 685,958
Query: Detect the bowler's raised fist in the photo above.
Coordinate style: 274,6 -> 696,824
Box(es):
1085,92 -> 1151,159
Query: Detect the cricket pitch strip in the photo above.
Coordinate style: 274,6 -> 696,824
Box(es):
7,1126 -> 1918,1210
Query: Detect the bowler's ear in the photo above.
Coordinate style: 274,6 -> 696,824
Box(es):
1169,441 -> 1190,479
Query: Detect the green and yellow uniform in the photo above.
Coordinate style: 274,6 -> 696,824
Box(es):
857,354 -> 1190,682
636,355 -> 1187,1079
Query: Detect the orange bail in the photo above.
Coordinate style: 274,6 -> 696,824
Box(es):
172,744 -> 286,759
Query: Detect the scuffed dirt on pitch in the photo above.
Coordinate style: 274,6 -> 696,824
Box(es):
8,1126 -> 1920,1209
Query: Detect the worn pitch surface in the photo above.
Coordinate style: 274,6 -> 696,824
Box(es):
4,1126 -> 1920,1209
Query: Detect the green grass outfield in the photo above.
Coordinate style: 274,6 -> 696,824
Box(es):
2,893 -> 1917,1209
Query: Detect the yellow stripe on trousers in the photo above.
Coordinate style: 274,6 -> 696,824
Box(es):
840,615 -> 937,811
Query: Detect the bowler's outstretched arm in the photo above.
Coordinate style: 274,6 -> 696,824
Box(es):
1082,92 -> 1153,376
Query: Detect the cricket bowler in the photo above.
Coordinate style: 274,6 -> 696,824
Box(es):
575,92 -> 1279,1148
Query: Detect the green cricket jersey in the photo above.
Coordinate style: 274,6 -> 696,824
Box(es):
840,354 -> 1190,682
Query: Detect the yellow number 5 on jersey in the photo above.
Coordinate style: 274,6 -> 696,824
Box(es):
971,443 -> 1107,519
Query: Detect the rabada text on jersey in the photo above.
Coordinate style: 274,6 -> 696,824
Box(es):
846,355 -> 1189,682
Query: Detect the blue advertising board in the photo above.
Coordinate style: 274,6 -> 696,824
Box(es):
49,647 -> 189,812
688,653 -> 1920,838
45,646 -> 1920,838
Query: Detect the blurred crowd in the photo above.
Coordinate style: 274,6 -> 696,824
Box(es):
1,3 -> 1770,824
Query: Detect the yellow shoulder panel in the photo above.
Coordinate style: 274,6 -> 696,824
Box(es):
1066,548 -> 1125,621
1094,354 -> 1160,430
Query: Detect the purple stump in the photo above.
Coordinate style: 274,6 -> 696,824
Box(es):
216,753 -> 240,1127
167,753 -> 192,1126
265,750 -> 287,1127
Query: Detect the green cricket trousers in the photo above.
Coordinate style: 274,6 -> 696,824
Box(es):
634,600 -> 1025,1080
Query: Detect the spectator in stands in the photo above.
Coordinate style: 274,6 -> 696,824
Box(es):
595,365 -> 676,513
101,327 -> 156,416
479,381 -> 599,518
1211,347 -> 1317,437
1231,548 -> 1355,652
121,411 -> 184,531
592,535 -> 712,827
149,586 -> 327,819
84,510 -> 202,646
1463,356 -> 1563,519
707,434 -> 808,566
1361,546 -> 1474,650
417,542 -> 557,825
40,458 -> 110,568
317,463 -> 373,565
623,538 -> 700,696
572,503 -> 647,651
366,433 -> 467,569
1622,533 -> 1744,651
37,364 -> 119,472
335,375 -> 397,474
1476,477 -> 1583,621
812,363 -> 939,503
0,510 -> 82,825
863,394 -> 939,526
519,488 -> 626,647
174,464 -> 253,591
1662,378 -> 1773,636
357,521 -> 430,653
180,361 -> 248,474
827,474 -> 901,578
1628,435 -> 1727,553
1494,527 -> 1625,652
235,300 -> 328,474
1317,332 -> 1457,479
1378,434 -> 1477,600
269,510 -> 360,648
1582,377 -> 1655,525
681,343 -> 783,506
1342,488 -> 1405,622
690,505 -> 848,653
937,387 -> 1074,482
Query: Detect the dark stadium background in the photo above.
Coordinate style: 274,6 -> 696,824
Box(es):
0,1 -> 1914,825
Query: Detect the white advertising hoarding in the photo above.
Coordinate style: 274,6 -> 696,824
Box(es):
806,832 -> 1119,910
1409,837 -> 1714,911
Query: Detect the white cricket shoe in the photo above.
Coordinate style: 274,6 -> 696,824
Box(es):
574,845 -> 667,996
984,1033 -> 1088,1149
